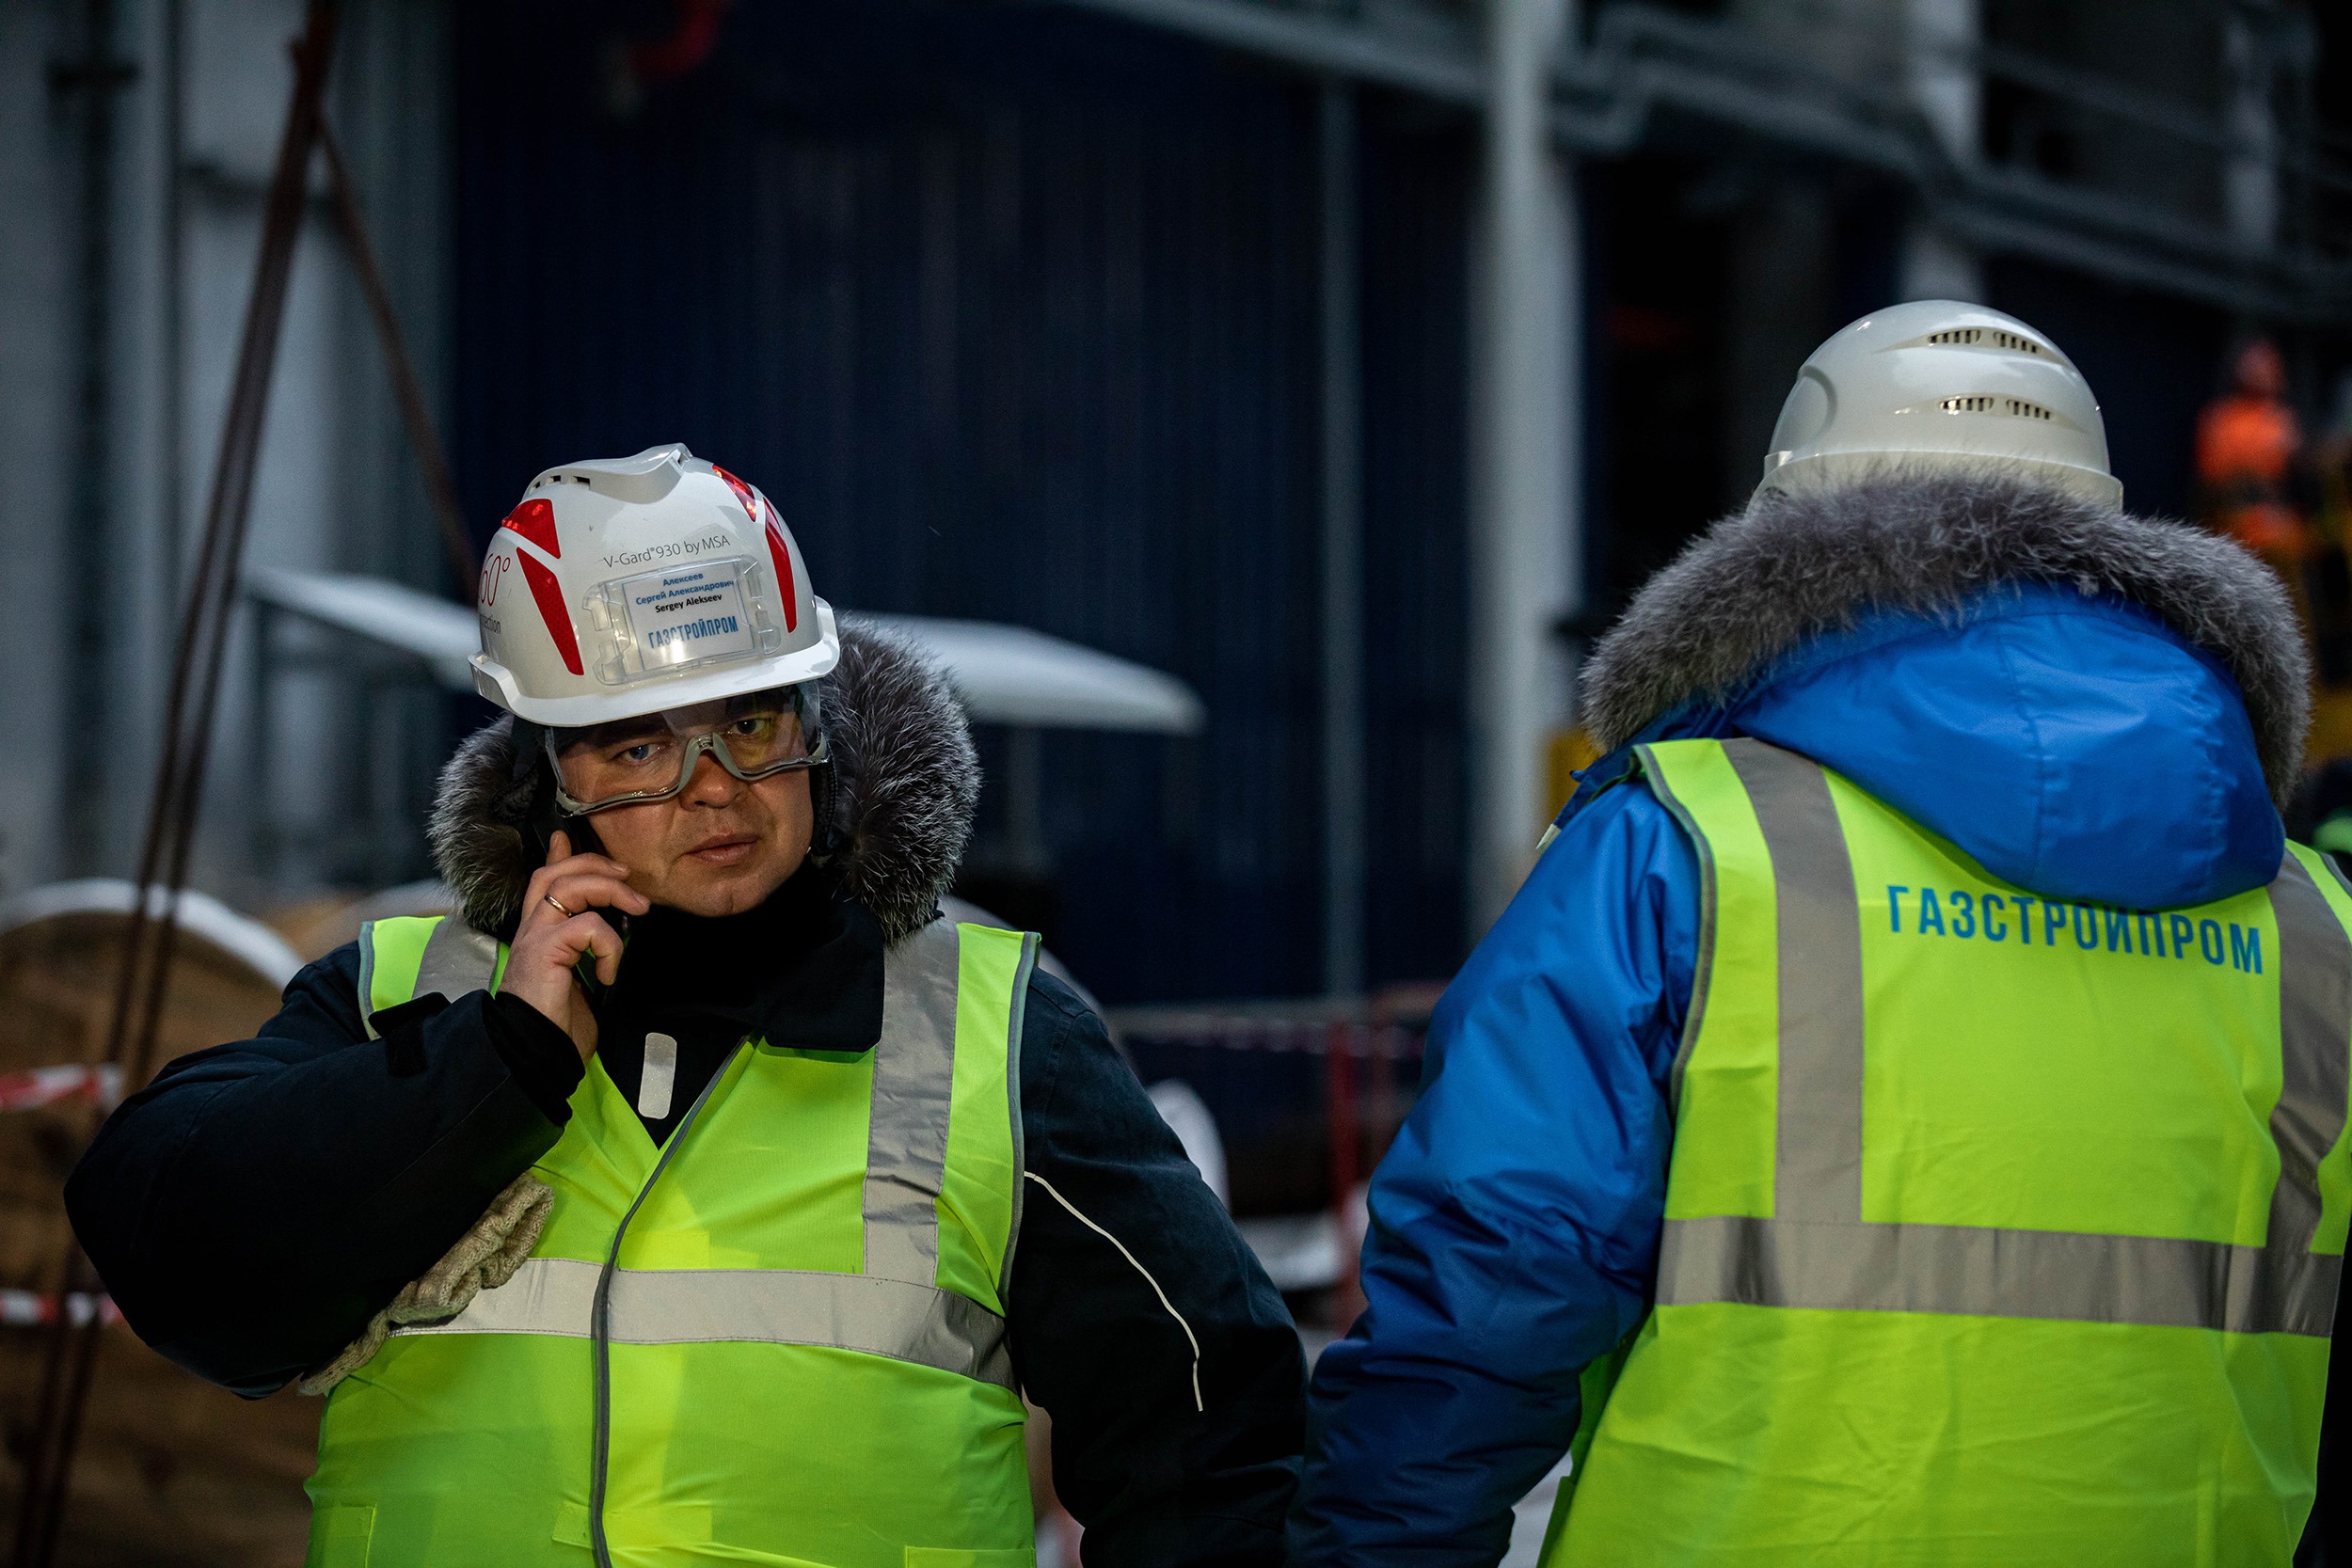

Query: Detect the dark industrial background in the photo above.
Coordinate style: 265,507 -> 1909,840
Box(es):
3,0 -> 2348,1011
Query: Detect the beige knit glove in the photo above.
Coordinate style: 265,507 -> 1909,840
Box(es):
299,1172 -> 554,1395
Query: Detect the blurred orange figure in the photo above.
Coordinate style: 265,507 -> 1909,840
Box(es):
2198,340 -> 2307,558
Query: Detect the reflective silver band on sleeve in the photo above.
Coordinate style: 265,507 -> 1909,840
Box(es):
1658,1213 -> 2342,1338
389,1255 -> 1014,1388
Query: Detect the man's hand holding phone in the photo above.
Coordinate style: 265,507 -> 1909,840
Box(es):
506,830 -> 649,1061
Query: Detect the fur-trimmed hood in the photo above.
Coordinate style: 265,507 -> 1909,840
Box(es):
427,618 -> 978,944
1581,470 -> 2305,908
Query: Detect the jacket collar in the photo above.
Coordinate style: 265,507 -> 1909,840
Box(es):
1579,470 -> 2309,805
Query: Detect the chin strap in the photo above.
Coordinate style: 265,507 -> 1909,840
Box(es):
509,719 -> 548,783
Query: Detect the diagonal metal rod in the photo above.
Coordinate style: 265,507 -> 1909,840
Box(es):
317,117 -> 476,594
9,8 -> 341,1562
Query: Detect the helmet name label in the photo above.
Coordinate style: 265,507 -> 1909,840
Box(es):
618,561 -> 755,669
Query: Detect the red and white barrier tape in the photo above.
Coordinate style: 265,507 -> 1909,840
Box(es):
0,1069 -> 127,1329
0,1290 -> 119,1327
0,1065 -> 122,1114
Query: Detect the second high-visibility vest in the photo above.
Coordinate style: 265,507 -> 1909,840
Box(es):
1546,737 -> 2348,1568
305,913 -> 1041,1568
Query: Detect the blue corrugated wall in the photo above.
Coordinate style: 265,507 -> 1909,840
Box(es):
452,0 -> 1473,1002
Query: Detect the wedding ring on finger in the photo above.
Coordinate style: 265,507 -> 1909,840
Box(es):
545,894 -> 574,919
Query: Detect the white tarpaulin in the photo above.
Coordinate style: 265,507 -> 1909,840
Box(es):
246,564 -> 480,690
246,568 -> 1203,734
0,879 -> 304,990
863,614 -> 1203,734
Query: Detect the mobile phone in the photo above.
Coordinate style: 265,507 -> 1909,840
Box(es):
572,906 -> 629,1004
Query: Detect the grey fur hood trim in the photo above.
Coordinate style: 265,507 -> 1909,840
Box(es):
1580,470 -> 2310,804
427,618 -> 979,944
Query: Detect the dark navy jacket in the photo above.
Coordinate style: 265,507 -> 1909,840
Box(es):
1291,582 -> 2307,1563
70,887 -> 1304,1568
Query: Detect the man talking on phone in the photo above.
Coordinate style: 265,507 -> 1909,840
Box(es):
68,444 -> 1303,1568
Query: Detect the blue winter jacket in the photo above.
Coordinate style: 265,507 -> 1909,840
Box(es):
1290,578 -> 2290,1564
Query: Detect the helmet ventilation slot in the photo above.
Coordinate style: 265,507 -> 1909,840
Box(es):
1923,326 -> 2048,356
1937,395 -> 2057,420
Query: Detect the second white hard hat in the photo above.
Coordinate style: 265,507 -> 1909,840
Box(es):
471,443 -> 839,727
1757,300 -> 2122,509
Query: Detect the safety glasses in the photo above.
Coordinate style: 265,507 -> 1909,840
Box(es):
546,684 -> 825,814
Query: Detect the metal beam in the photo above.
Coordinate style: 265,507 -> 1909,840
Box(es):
1041,0 -> 2352,324
1549,3 -> 2352,322
1044,0 -> 1481,103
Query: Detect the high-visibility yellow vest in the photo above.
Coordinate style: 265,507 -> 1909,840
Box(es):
306,913 -> 1041,1568
1545,737 -> 2349,1568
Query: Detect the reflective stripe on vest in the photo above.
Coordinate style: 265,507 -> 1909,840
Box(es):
1546,736 -> 2352,1568
310,914 -> 1040,1568
390,1257 -> 1012,1386
376,918 -> 1020,1387
1647,738 -> 2348,1338
866,927 -> 968,1286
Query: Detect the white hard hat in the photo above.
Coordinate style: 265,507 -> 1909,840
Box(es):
1757,300 -> 2122,509
471,443 -> 839,727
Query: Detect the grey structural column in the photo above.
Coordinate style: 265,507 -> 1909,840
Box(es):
1468,0 -> 1581,935
1321,77 -> 1367,1000
1900,0 -> 1984,302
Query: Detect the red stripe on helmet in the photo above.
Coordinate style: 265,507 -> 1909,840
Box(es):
501,497 -> 562,559
711,465 -> 760,525
764,508 -> 799,633
517,550 -> 583,675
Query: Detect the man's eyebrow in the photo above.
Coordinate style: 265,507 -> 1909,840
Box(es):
569,719 -> 668,748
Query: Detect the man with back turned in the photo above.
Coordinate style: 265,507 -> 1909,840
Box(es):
1294,303 -> 2346,1566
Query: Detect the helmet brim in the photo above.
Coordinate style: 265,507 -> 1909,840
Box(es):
1756,451 -> 2122,511
474,600 -> 843,727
